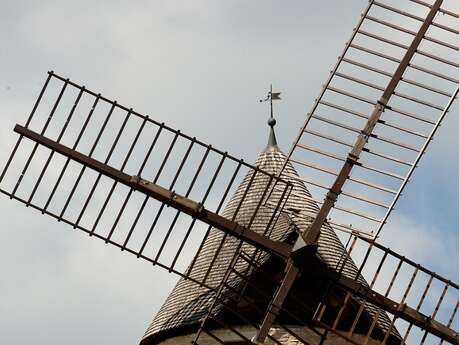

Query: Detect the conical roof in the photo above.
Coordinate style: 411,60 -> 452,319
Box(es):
140,129 -> 396,344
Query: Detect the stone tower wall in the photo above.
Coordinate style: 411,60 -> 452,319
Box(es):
155,326 -> 383,345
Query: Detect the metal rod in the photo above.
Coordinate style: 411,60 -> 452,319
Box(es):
86,109 -> 135,235
288,172 -> 390,209
138,138 -> 206,258
366,14 -> 416,36
432,19 -> 459,36
438,6 -> 459,19
153,132 -> 180,184
334,232 -> 357,276
43,94 -> 101,212
262,181 -> 292,239
326,87 -> 436,134
215,286 -> 287,345
11,79 -> 69,197
304,125 -> 353,146
154,140 -> 204,262
68,102 -> 117,224
323,266 -> 458,344
169,152 -> 227,271
348,300 -> 366,337
342,57 -> 453,97
312,112 -> 420,153
373,1 -> 425,22
193,251 -> 243,344
385,259 -> 403,297
121,124 -> 164,250
367,14 -> 459,54
268,187 -> 341,222
335,71 -> 445,111
417,48 -> 459,69
363,310 -> 381,345
358,29 -> 408,50
187,160 -> 243,278
26,87 -> 85,205
207,310 -> 258,344
321,94 -> 431,139
202,168 -> 259,285
304,126 -> 413,166
295,144 -> 403,188
332,293 -> 352,329
357,234 -> 459,289
319,99 -> 369,121
408,0 -> 459,19
0,72 -> 52,184
375,85 -> 459,237
135,132 -> 183,255
348,251 -> 389,337
105,117 -> 149,241
200,330 -> 225,345
328,221 -> 372,237
382,266 -> 419,345
326,85 -> 376,106
314,320 -> 362,345
420,283 -> 449,345
438,299 -> 459,345
277,202 -> 374,236
402,275 -> 434,342
350,43 -> 459,85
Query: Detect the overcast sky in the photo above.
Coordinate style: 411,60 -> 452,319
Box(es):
1,1 -> 458,344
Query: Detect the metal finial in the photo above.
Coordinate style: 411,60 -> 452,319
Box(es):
260,84 -> 281,149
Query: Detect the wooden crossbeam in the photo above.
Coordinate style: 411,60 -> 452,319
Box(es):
14,125 -> 291,260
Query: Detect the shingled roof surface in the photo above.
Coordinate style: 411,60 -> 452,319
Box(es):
141,135 -> 396,344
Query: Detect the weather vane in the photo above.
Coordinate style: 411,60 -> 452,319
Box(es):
260,84 -> 281,127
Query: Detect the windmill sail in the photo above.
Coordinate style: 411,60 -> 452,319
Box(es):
281,0 -> 459,240
0,72 -> 292,286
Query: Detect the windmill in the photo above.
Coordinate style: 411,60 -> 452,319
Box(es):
1,0 -> 458,344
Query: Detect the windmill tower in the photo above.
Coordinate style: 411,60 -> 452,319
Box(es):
0,1 -> 458,345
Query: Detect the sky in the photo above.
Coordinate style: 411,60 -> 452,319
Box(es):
0,1 -> 458,344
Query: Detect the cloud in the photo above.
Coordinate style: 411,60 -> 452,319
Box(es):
382,214 -> 458,274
